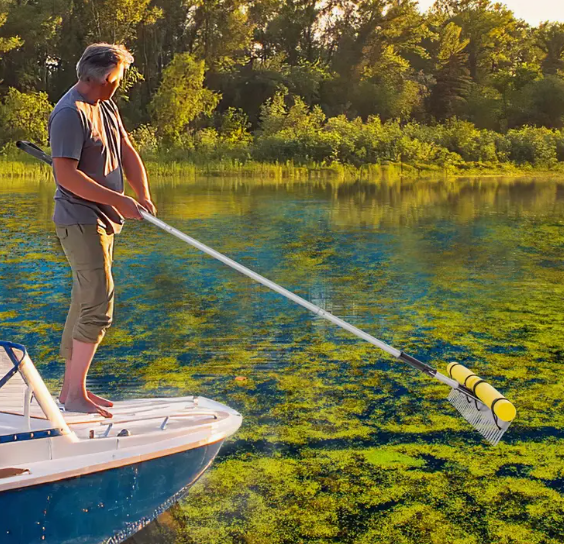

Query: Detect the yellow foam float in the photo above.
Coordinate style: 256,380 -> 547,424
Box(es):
447,362 -> 516,423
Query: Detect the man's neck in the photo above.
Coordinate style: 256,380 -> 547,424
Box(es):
75,80 -> 100,104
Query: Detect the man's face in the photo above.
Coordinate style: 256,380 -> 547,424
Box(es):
101,64 -> 125,100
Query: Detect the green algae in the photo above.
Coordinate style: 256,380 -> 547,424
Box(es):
2,174 -> 564,543
169,441 -> 564,544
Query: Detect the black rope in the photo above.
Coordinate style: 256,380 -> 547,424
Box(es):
463,373 -> 478,387
490,397 -> 507,430
471,378 -> 486,394
470,379 -> 487,412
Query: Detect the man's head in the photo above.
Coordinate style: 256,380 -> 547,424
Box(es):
76,43 -> 134,101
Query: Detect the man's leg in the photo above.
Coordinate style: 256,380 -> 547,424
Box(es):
60,340 -> 114,408
64,339 -> 111,417
59,280 -> 112,408
57,225 -> 115,416
59,277 -> 79,403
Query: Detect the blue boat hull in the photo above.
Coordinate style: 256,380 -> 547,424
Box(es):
0,440 -> 224,544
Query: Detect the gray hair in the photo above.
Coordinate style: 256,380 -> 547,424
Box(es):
76,43 -> 134,83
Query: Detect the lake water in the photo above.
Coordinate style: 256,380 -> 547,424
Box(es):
1,174 -> 563,544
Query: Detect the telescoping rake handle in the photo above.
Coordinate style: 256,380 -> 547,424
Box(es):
141,212 -> 448,377
17,140 -> 516,445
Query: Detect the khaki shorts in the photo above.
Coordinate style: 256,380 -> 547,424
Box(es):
56,224 -> 115,359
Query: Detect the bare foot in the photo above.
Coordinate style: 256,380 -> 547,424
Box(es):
59,390 -> 113,407
86,391 -> 113,407
65,394 -> 112,418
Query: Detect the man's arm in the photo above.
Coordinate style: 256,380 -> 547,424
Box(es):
50,107 -> 142,219
121,135 -> 157,215
53,158 -> 142,219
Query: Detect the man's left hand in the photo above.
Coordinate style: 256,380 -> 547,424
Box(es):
138,197 -> 157,216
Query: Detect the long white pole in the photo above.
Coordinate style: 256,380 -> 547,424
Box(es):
141,211 -> 402,359
14,141 -> 402,360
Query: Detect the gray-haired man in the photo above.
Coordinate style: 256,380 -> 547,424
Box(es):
49,43 -> 156,417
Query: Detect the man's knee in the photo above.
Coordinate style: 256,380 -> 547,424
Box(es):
73,308 -> 113,344
73,271 -> 114,343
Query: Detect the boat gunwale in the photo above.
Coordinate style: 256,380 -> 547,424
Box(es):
0,422 -> 237,493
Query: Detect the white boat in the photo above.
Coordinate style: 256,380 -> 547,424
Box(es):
0,341 -> 242,544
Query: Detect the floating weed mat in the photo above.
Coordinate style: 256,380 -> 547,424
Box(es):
171,442 -> 564,544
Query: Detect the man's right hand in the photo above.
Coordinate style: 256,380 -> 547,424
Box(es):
115,194 -> 144,220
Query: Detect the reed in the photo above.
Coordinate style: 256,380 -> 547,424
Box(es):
2,155 -> 563,185
0,158 -> 51,179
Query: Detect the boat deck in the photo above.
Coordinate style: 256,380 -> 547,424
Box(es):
0,349 -> 225,434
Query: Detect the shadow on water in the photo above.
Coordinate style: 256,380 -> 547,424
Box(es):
1,174 -> 564,543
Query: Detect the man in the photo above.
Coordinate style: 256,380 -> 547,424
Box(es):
49,43 -> 156,417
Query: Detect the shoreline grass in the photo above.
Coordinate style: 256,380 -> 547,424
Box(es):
2,155 -> 564,183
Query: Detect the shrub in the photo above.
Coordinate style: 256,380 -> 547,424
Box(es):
0,88 -> 52,148
505,126 -> 559,165
129,124 -> 159,157
132,89 -> 564,170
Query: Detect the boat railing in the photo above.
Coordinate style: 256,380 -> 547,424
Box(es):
91,411 -> 222,437
0,341 -> 75,441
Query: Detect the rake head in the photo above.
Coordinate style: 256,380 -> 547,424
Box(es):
448,388 -> 512,446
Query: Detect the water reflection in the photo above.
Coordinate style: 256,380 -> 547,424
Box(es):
1,174 -> 564,543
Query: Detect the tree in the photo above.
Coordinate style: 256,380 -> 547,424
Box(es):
536,22 -> 564,76
0,0 -> 66,92
508,76 -> 564,129
52,0 -> 162,101
432,0 -> 525,83
428,22 -> 471,119
84,0 -> 162,45
186,0 -> 253,70
319,0 -> 431,120
328,0 -> 430,80
0,2 -> 22,60
149,52 -> 221,145
255,0 -> 325,65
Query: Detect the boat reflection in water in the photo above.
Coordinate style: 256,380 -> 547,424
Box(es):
0,341 -> 242,543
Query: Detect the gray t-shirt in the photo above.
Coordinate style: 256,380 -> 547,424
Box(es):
48,86 -> 127,234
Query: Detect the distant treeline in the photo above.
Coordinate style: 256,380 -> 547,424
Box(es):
1,0 -> 564,169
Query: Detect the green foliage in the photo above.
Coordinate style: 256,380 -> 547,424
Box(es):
86,0 -> 162,44
508,76 -> 564,129
254,92 -> 333,163
149,53 -> 221,146
257,90 -> 288,136
1,0 -> 564,169
504,126 -> 560,166
217,107 -> 252,145
189,0 -> 253,70
258,0 -> 323,65
353,77 -> 423,121
433,0 -> 525,83
129,124 -> 159,157
460,84 -> 503,130
536,22 -> 564,76
0,10 -> 22,58
428,22 -> 472,120
0,87 -> 51,148
284,61 -> 330,105
407,118 -> 500,162
252,101 -> 564,169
